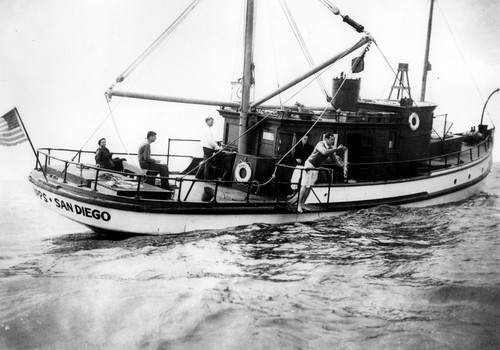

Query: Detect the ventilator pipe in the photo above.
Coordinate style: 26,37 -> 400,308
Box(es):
480,88 -> 499,126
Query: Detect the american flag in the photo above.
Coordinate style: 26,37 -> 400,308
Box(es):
0,108 -> 28,147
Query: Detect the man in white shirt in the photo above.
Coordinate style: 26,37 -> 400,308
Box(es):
198,116 -> 222,180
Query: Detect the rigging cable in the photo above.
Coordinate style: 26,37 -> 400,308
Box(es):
317,0 -> 365,33
115,0 -> 202,84
180,60 -> 351,182
374,41 -> 414,102
436,1 -> 494,125
265,0 -> 284,106
279,0 -> 331,101
229,0 -> 246,103
105,98 -> 139,168
254,74 -> 354,189
53,104 -> 120,180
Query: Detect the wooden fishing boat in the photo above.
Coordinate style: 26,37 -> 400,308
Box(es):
29,0 -> 495,235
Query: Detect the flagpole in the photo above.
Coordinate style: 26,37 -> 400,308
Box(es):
14,108 -> 48,182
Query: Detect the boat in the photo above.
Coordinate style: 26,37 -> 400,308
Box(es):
28,0 -> 496,235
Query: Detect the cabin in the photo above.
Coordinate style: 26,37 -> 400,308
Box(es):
216,75 -> 465,191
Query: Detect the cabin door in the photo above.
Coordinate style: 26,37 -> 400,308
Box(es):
345,133 -> 362,161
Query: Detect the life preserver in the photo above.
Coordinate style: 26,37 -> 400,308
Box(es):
408,112 -> 420,131
234,161 -> 252,182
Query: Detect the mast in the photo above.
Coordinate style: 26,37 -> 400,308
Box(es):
238,0 -> 255,154
420,0 -> 435,102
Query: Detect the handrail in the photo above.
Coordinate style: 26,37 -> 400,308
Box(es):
276,135 -> 492,186
34,133 -> 492,207
167,137 -> 200,168
35,148 -> 264,204
350,135 -> 491,167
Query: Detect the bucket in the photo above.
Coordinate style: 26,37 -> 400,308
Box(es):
201,187 -> 215,202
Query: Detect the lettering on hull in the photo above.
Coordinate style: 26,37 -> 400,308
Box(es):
33,188 -> 111,222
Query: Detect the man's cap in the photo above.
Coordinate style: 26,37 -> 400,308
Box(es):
147,131 -> 157,138
205,116 -> 214,122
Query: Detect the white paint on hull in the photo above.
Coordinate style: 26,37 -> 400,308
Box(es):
30,152 -> 492,235
308,152 -> 492,205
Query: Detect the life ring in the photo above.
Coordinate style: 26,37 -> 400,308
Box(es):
234,161 -> 252,182
408,112 -> 420,131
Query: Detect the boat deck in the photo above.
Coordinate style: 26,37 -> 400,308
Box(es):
42,164 -> 276,204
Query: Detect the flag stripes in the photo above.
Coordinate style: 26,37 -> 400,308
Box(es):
0,108 -> 28,146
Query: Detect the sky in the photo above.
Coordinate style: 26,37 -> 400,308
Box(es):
1,0 -> 499,180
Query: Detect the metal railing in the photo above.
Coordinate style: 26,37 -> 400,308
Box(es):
34,147 -> 263,203
34,134 -> 492,206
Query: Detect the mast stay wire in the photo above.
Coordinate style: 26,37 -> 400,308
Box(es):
114,0 -> 202,85
436,1 -> 494,126
373,41 -> 419,105
179,52 -> 352,181
182,5 -> 371,181
105,98 -> 140,168
265,1 -> 284,106
74,1 -> 202,169
279,0 -> 331,101
254,75 -> 353,189
229,0 -> 246,103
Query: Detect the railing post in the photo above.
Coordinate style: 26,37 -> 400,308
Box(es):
177,179 -> 183,202
295,167 -> 305,211
94,168 -> 100,191
167,138 -> 171,169
63,161 -> 68,183
214,181 -> 219,203
134,175 -> 143,198
326,169 -> 332,210
34,151 -> 39,170
246,182 -> 252,203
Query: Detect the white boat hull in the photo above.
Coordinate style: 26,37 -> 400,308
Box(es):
30,150 -> 492,235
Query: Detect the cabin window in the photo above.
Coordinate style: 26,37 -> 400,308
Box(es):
263,131 -> 275,141
260,129 -> 276,156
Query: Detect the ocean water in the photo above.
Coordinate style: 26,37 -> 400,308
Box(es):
1,164 -> 499,350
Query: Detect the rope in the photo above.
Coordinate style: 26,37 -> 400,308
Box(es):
115,0 -> 202,84
52,102 -> 119,179
179,111 -> 273,180
280,0 -> 331,100
105,98 -> 140,168
265,1 -> 284,106
187,56 -> 354,184
253,76 -> 353,188
373,41 -> 417,104
436,2 -> 493,125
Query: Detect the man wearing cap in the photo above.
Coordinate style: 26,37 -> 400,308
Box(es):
138,131 -> 171,190
198,116 -> 222,180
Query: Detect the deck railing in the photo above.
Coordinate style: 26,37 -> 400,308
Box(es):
34,147 -> 262,203
34,134 -> 492,206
